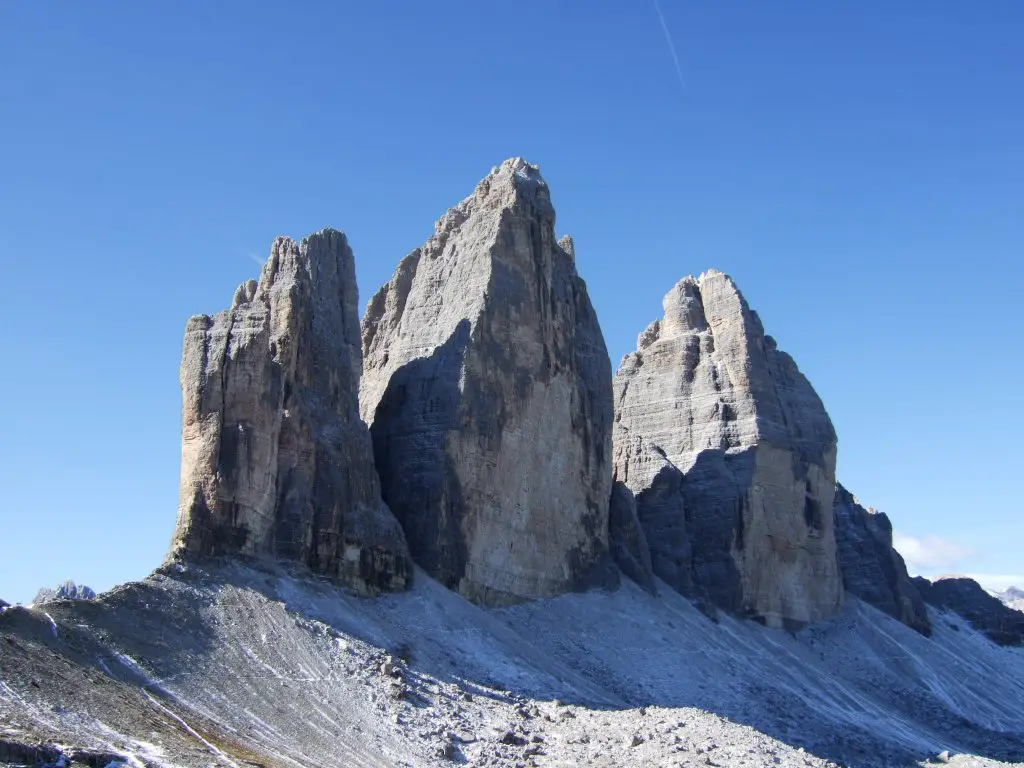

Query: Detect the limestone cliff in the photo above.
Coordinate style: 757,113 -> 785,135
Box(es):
170,229 -> 410,595
612,270 -> 843,627
360,158 -> 618,605
833,484 -> 930,635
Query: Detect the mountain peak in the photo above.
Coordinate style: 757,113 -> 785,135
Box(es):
33,580 -> 95,605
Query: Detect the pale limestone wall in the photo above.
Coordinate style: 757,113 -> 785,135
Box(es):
361,159 -> 617,605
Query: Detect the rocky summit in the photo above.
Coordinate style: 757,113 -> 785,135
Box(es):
833,484 -> 931,635
360,158 -> 617,606
611,270 -> 843,627
170,229 -> 410,595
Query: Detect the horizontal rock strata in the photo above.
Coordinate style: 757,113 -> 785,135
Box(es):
612,270 -> 843,627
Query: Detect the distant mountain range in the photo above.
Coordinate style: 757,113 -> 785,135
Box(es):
32,580 -> 96,604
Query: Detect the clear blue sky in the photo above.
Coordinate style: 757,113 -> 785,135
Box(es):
1,2 -> 1021,604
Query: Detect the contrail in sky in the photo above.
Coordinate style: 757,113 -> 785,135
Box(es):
653,0 -> 685,92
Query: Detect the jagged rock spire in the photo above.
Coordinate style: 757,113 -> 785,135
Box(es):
612,270 -> 843,627
360,158 -> 618,605
170,229 -> 410,595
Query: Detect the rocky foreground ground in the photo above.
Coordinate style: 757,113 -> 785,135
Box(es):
2,561 -> 1022,768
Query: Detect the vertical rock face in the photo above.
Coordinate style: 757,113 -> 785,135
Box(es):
612,270 -> 843,627
170,229 -> 410,595
913,577 -> 1024,646
360,158 -> 618,606
833,484 -> 930,635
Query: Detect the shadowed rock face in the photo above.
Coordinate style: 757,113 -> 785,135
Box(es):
612,271 -> 843,627
608,482 -> 657,594
833,484 -> 930,635
360,158 -> 618,606
913,576 -> 1024,646
170,229 -> 410,595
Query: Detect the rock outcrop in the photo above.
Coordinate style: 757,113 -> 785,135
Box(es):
33,581 -> 96,604
612,270 -> 843,627
913,576 -> 1024,646
170,229 -> 410,595
833,484 -> 930,635
360,158 -> 617,605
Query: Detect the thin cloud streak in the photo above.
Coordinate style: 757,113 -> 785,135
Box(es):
654,0 -> 686,93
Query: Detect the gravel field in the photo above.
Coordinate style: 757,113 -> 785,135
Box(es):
1,561 -> 1022,767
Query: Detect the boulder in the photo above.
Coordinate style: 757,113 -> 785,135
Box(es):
32,581 -> 96,604
360,158 -> 618,605
913,576 -> 1024,646
169,229 -> 410,595
833,484 -> 930,635
612,271 -> 843,627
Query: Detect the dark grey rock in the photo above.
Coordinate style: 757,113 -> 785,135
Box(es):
360,158 -> 618,606
614,435 -> 692,596
608,481 -> 657,594
170,228 -> 410,595
833,484 -> 931,635
913,576 -> 1024,646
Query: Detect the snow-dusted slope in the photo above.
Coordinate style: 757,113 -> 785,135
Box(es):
1,563 -> 1022,767
1000,587 -> 1024,613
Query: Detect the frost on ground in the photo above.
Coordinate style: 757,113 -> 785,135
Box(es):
1,562 -> 1022,767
